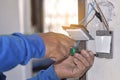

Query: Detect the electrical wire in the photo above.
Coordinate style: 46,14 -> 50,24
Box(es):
84,3 -> 96,27
94,0 -> 110,32
90,3 -> 106,30
78,0 -> 109,32
78,2 -> 95,25
85,13 -> 96,27
90,3 -> 98,13
86,2 -> 95,18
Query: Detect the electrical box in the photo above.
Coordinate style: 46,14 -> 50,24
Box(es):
95,30 -> 113,59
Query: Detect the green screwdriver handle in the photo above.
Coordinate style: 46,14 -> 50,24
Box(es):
69,47 -> 76,55
70,41 -> 80,55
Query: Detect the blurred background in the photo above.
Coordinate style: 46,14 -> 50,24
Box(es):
0,0 -> 83,80
0,0 -> 120,80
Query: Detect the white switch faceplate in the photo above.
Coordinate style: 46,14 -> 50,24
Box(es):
66,29 -> 90,40
95,30 -> 113,59
95,36 -> 112,53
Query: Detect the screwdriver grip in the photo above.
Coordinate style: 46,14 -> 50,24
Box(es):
69,47 -> 76,55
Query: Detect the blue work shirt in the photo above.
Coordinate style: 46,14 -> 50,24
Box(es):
0,33 -> 59,80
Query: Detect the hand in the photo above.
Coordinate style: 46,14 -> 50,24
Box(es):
54,50 -> 94,79
38,32 -> 75,62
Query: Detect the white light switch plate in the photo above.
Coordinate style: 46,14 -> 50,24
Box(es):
95,36 -> 112,53
95,30 -> 113,59
66,29 -> 90,40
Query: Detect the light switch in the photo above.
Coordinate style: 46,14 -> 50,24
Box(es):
95,36 -> 111,53
66,28 -> 94,41
95,30 -> 113,59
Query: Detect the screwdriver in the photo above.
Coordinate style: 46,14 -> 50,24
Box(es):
38,41 -> 98,70
37,41 -> 98,70
69,41 -> 97,56
38,41 -> 80,69
69,41 -> 80,55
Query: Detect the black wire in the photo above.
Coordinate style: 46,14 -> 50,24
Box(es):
94,0 -> 110,32
90,3 -> 103,22
95,11 -> 102,22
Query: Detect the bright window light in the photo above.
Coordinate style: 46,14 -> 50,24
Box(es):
44,0 -> 78,34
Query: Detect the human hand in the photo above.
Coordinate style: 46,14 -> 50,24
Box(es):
54,50 -> 94,79
38,32 -> 75,62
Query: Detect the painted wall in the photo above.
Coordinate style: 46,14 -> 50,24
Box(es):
0,0 -> 32,80
87,0 -> 120,80
0,0 -> 20,34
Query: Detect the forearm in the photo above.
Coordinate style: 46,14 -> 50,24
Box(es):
0,33 -> 45,72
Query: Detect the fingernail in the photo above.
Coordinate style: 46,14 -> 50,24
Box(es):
74,53 -> 79,57
51,58 -> 56,61
89,51 -> 94,56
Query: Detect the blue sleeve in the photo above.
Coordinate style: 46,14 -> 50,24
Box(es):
0,33 -> 45,72
28,65 -> 60,80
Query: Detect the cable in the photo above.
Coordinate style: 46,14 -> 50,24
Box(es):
90,2 -> 107,30
94,0 -> 110,32
78,2 -> 95,25
90,3 -> 104,23
85,13 -> 96,27
87,2 -> 95,17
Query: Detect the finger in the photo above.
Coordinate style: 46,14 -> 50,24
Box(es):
74,58 -> 85,70
57,34 -> 76,47
80,50 -> 94,66
45,32 -> 76,48
87,50 -> 94,59
59,39 -> 73,48
87,50 -> 94,65
59,44 -> 70,56
49,50 -> 68,62
72,58 -> 86,77
74,53 -> 90,67
58,40 -> 71,53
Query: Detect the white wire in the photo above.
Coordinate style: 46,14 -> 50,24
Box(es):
93,0 -> 110,32
78,2 -> 95,25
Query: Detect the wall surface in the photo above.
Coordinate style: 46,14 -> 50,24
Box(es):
0,0 -> 32,80
0,0 -> 20,34
87,0 -> 120,80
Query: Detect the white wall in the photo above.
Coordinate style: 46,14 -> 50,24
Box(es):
0,0 -> 33,80
0,0 -> 33,34
0,0 -> 20,34
87,0 -> 120,80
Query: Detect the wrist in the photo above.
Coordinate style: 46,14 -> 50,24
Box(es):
54,65 -> 63,79
47,65 -> 60,80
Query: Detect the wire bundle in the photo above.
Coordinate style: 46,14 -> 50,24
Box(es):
79,0 -> 110,32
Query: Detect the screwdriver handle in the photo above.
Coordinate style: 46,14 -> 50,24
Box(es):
69,47 -> 76,55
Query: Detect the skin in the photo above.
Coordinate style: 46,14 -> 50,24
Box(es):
39,32 -> 94,79
39,32 -> 76,62
54,50 -> 94,79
